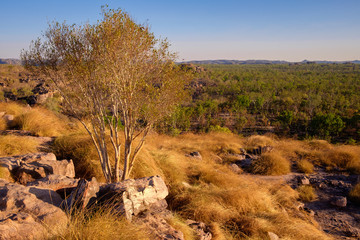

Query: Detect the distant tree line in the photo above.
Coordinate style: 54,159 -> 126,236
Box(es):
157,63 -> 360,143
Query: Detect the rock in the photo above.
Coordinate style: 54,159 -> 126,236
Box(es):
298,175 -> 310,185
0,152 -> 75,184
27,174 -> 79,191
267,231 -> 279,240
294,201 -> 305,210
0,180 -> 67,239
64,177 -> 99,210
3,114 -> 14,122
188,151 -> 202,160
330,196 -> 347,207
99,175 -> 169,221
186,219 -> 212,240
135,212 -> 184,240
303,207 -> 315,217
229,163 -> 242,174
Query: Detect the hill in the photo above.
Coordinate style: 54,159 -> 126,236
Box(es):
182,59 -> 360,65
0,58 -> 21,65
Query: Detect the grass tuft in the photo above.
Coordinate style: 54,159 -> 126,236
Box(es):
0,135 -> 39,157
297,159 -> 314,174
349,183 -> 360,205
250,151 -> 291,175
297,185 -> 317,202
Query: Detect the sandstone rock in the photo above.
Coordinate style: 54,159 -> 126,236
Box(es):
0,180 -> 67,239
135,212 -> 184,240
267,231 -> 279,240
229,163 -> 242,174
27,174 -> 79,191
186,219 -> 212,240
330,196 -> 347,207
99,175 -> 169,221
0,152 -> 75,185
298,175 -> 310,185
64,177 -> 99,210
188,151 -> 202,160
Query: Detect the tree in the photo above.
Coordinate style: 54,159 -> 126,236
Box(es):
310,113 -> 345,138
21,8 -> 191,182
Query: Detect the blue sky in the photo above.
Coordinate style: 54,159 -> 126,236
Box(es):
1,0 -> 359,61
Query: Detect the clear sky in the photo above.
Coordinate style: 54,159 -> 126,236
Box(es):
1,0 -> 359,61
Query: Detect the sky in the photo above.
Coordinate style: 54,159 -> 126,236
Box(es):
0,0 -> 359,62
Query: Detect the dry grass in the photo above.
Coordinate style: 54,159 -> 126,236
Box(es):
318,146 -> 360,173
297,159 -> 314,174
52,131 -> 332,239
250,151 -> 291,175
52,132 -> 106,181
13,107 -> 69,137
0,101 -> 26,116
349,183 -> 360,205
297,185 -> 317,202
245,135 -> 275,148
51,206 -> 150,240
0,135 -> 39,157
0,118 -> 7,130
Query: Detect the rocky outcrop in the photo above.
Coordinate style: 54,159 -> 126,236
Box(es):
0,179 -> 67,239
0,152 -> 75,184
63,177 -> 99,210
99,175 -> 169,220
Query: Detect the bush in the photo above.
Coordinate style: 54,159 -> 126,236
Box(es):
209,125 -> 232,133
250,151 -> 290,175
297,185 -> 316,202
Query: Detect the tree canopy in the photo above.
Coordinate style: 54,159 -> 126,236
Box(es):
22,7 -> 191,182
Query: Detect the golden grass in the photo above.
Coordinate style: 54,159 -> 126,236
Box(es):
0,135 -> 39,157
52,131 -> 333,239
167,215 -> 196,240
52,132 -> 106,181
349,183 -> 360,205
297,185 -> 317,202
13,107 -> 69,137
318,146 -> 360,173
0,101 -> 26,116
0,118 -> 7,130
245,135 -> 275,148
250,151 -> 291,175
52,206 -> 150,240
297,159 -> 314,174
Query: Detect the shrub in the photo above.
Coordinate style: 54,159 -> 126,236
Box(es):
297,185 -> 316,202
297,159 -> 314,174
209,125 -> 232,133
250,151 -> 290,175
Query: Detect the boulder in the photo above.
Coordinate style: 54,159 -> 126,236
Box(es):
298,175 -> 310,185
267,232 -> 280,240
99,175 -> 169,221
229,163 -> 242,174
187,151 -> 202,160
27,174 -> 79,191
0,152 -> 75,184
63,177 -> 99,210
0,179 -> 67,239
186,219 -> 212,240
135,212 -> 184,240
330,196 -> 347,207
